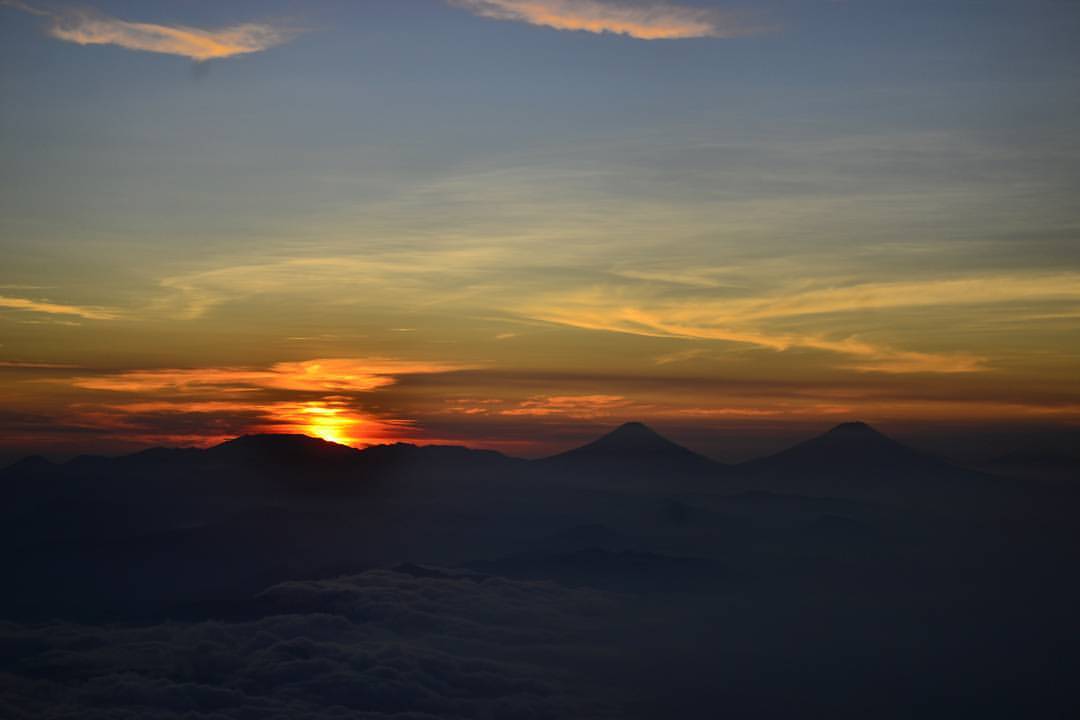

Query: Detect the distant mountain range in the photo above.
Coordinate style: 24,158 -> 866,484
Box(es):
3,421 -> 1076,718
2,420 -> 1007,504
0,420 -> 1070,623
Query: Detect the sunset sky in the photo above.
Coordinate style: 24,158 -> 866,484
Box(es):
2,0 -> 1079,461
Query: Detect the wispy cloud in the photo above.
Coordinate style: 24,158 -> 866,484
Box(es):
451,0 -> 760,40
155,246 -> 512,321
0,295 -> 119,321
529,298 -> 987,374
654,348 -> 708,365
520,272 -> 1080,374
4,2 -> 295,61
68,358 -> 470,395
0,361 -> 81,369
500,394 -> 632,417
729,274 -> 1080,322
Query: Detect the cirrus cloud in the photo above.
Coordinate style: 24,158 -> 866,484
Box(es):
451,0 -> 761,40
0,294 -> 119,321
67,357 -> 470,395
4,2 -> 296,61
520,272 -> 1080,374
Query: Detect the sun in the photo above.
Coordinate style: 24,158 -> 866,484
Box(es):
297,402 -> 358,446
263,398 -> 397,447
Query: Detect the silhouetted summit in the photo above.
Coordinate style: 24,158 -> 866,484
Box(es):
204,434 -> 364,470
827,421 -> 881,436
743,421 -> 992,501
594,421 -> 689,450
810,421 -> 914,456
748,421 -> 912,462
551,421 -> 708,458
212,433 -> 359,455
541,421 -> 726,486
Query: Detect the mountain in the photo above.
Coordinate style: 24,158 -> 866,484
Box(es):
0,434 -> 526,543
747,422 -> 923,469
2,423 -> 727,504
538,422 -> 727,489
741,422 -> 1002,503
206,433 -> 364,467
0,434 -> 529,620
2,434 -> 517,488
2,454 -> 56,474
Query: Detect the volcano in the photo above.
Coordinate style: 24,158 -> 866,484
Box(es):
741,422 -> 998,502
539,422 -> 727,488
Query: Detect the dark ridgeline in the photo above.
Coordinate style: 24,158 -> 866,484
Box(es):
2,422 -> 1078,718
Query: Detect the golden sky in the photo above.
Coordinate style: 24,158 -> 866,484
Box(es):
2,0 -> 1079,459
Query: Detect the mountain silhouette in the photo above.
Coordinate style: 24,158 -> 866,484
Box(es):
2,420 -> 1076,719
0,434 -> 525,522
539,422 -> 726,488
5,421 -> 1014,508
207,433 -> 364,466
741,421 -> 998,502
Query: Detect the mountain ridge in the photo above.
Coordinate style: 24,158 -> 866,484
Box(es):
2,420 -> 977,477
537,421 -> 729,489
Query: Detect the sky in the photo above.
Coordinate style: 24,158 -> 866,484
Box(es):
1,0 -> 1079,461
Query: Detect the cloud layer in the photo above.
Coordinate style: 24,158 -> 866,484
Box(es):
452,0 -> 755,39
0,568 -> 624,719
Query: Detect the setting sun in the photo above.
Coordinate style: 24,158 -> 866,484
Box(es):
292,402 -> 359,446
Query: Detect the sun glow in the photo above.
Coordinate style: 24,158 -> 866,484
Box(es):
297,402 -> 359,446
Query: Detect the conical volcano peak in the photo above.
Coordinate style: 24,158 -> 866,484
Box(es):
591,422 -> 691,452
826,421 -> 883,437
818,422 -> 900,450
751,420 -> 923,470
605,421 -> 665,441
542,420 -> 724,479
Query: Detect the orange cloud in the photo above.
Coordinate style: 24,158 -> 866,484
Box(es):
103,397 -> 413,447
452,0 -> 758,40
501,394 -> 633,417
53,357 -> 470,447
7,3 -> 295,61
69,358 -> 468,394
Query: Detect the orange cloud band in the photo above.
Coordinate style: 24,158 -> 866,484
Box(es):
3,3 -> 295,61
453,0 -> 756,40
